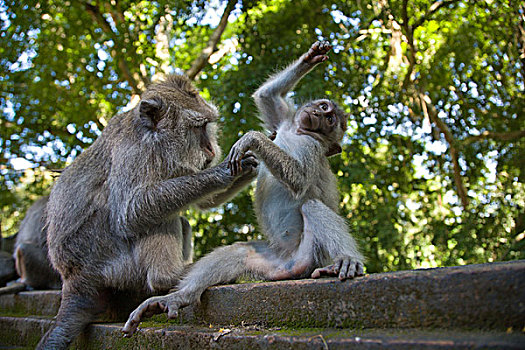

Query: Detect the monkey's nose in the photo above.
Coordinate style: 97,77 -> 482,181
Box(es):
204,145 -> 215,166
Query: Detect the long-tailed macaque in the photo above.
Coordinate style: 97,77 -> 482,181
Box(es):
122,41 -> 364,336
37,75 -> 258,350
0,196 -> 61,296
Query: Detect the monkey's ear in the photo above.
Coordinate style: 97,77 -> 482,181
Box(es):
326,143 -> 342,157
139,97 -> 164,129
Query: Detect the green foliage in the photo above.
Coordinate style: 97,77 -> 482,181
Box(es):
1,0 -> 523,272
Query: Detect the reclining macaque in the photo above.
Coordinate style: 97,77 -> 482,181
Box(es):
122,41 -> 364,336
0,196 -> 61,295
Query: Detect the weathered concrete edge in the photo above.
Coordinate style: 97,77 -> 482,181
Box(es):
185,260 -> 525,330
1,316 -> 524,350
1,260 -> 524,330
0,289 -> 61,317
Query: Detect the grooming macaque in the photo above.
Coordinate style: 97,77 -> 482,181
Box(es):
37,75 -> 258,350
122,41 -> 364,336
0,196 -> 61,295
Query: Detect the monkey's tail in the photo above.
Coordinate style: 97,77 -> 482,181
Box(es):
0,281 -> 26,295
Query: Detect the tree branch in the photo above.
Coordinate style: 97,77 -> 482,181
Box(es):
84,2 -> 142,93
517,4 -> 525,79
185,0 -> 237,80
464,130 -> 525,144
419,93 -> 470,208
400,0 -> 417,90
413,0 -> 462,29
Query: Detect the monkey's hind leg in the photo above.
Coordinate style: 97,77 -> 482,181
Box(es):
122,238 -> 315,337
36,283 -> 107,350
301,199 -> 364,280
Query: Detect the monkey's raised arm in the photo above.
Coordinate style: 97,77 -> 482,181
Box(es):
227,131 -> 318,196
253,41 -> 332,132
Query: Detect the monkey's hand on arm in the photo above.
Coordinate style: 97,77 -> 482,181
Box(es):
227,131 -> 315,196
196,153 -> 258,209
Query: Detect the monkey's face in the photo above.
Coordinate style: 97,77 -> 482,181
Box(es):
137,75 -> 221,171
295,99 -> 348,156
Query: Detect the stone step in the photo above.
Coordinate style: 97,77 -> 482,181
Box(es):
1,260 -> 524,331
0,315 -> 524,349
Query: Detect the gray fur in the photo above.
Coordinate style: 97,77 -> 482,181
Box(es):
37,74 -> 257,350
0,196 -> 61,295
12,196 -> 61,290
122,42 -> 364,337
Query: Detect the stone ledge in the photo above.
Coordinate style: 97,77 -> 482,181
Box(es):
1,260 -> 524,330
1,316 -> 524,350
183,260 -> 525,330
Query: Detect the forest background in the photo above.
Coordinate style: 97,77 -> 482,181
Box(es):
1,0 -> 523,273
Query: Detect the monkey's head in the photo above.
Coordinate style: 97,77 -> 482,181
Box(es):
136,75 -> 221,170
295,99 -> 348,156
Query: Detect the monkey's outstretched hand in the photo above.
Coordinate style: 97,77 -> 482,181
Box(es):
122,293 -> 185,337
302,40 -> 332,65
311,257 -> 364,281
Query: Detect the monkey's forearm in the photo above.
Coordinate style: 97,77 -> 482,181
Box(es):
196,171 -> 255,210
124,166 -> 234,232
254,57 -> 317,99
253,58 -> 319,131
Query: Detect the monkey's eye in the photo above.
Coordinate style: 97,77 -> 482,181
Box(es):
320,103 -> 329,111
187,90 -> 198,98
326,115 -> 334,124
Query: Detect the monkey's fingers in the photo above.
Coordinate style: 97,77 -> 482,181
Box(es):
317,41 -> 333,54
230,153 -> 240,176
326,258 -> 344,277
311,264 -> 337,278
241,153 -> 259,171
167,304 -> 180,319
356,262 -> 365,277
339,259 -> 357,281
338,259 -> 350,280
122,297 -> 167,337
229,148 -> 244,176
338,258 -> 365,280
310,40 -> 332,55
226,151 -> 237,176
304,41 -> 332,64
310,55 -> 329,64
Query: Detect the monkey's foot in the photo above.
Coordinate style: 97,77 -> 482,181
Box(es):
303,41 -> 333,65
311,257 -> 364,281
122,294 -> 185,337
